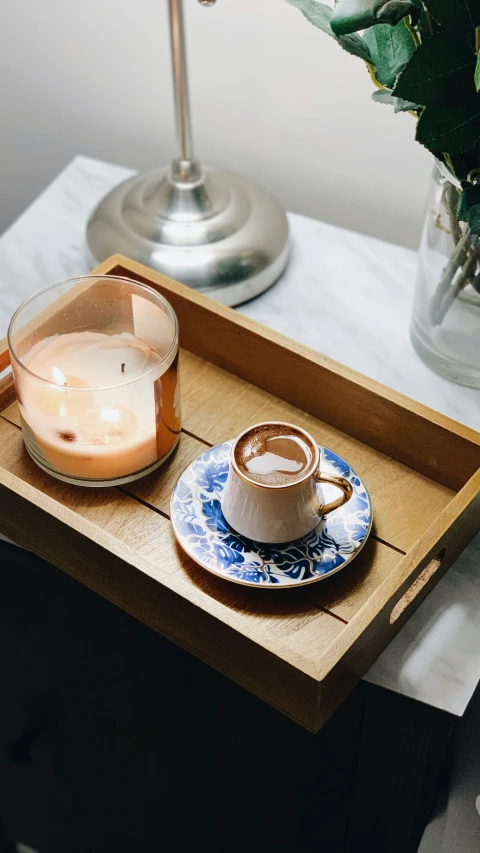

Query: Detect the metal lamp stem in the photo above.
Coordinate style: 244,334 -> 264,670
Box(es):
168,0 -> 195,174
168,0 -> 193,162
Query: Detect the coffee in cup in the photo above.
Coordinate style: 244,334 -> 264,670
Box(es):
235,423 -> 314,486
222,421 -> 353,543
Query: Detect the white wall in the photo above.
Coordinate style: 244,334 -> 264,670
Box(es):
0,0 -> 432,247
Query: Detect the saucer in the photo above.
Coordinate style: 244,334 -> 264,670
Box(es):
170,441 -> 372,588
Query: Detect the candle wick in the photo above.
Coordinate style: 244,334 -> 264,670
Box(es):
121,362 -> 125,374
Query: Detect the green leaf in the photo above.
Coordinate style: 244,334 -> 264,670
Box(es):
363,21 -> 416,88
425,0 -> 480,33
371,88 -> 420,111
476,51 -> 480,91
286,0 -> 372,61
450,151 -> 480,180
393,32 -> 476,107
338,32 -> 373,63
286,0 -> 334,33
458,185 -> 480,220
457,185 -> 480,235
331,0 -> 414,37
469,206 -> 480,235
416,94 -> 480,153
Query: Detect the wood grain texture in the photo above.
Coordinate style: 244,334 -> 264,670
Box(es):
0,374 -> 15,414
104,256 -> 480,491
0,254 -> 479,731
0,336 -> 10,373
306,538 -> 402,623
0,485 -> 327,731
339,464 -> 480,668
0,353 -> 457,555
126,420 -> 405,626
0,339 -> 14,411
0,417 -> 346,731
0,399 -> 19,426
179,349 -> 453,553
3,353 -> 452,552
313,467 -> 480,729
123,431 -> 207,516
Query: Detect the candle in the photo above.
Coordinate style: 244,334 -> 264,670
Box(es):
9,276 -> 180,486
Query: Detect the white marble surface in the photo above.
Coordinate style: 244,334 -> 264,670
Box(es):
1,155 -> 479,717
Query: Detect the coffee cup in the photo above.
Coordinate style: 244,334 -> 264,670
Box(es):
221,421 -> 353,544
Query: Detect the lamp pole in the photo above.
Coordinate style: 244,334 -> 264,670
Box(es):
169,0 -> 194,174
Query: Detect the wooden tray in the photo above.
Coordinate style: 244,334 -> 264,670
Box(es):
1,254 -> 480,732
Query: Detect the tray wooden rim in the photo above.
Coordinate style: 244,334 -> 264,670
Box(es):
95,255 -> 480,448
1,253 -> 479,731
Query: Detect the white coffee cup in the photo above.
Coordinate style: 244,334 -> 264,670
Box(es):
221,421 -> 353,544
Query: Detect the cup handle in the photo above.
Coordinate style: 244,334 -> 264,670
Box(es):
314,468 -> 353,516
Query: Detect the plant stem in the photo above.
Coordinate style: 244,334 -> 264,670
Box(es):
446,183 -> 462,244
428,175 -> 480,325
472,270 -> 480,294
404,16 -> 420,47
439,248 -> 478,323
423,8 -> 434,37
366,62 -> 383,89
443,153 -> 455,178
430,226 -> 471,325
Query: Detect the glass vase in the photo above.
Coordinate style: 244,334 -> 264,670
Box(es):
410,162 -> 480,388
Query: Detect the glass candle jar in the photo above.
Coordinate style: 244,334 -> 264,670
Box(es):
8,275 -> 181,486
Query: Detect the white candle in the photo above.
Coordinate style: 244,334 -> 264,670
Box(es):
20,330 -> 179,482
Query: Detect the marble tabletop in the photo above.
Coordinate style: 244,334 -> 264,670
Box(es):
1,155 -> 479,717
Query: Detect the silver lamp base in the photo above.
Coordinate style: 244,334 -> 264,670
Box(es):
86,161 -> 289,307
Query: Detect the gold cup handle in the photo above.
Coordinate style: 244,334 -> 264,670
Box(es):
314,469 -> 353,516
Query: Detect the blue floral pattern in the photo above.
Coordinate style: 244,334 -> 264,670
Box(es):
171,441 -> 372,588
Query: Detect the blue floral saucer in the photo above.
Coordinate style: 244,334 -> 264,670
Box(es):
170,441 -> 372,588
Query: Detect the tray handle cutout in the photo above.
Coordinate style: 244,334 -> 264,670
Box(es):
390,547 -> 447,625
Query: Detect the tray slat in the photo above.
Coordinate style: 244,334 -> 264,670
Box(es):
179,350 -> 453,553
1,254 -> 479,732
306,539 -> 402,623
0,417 -> 343,659
1,367 -> 453,555
0,401 -> 401,626
102,256 -> 480,492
